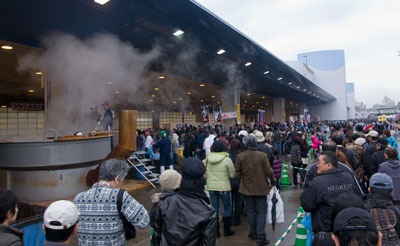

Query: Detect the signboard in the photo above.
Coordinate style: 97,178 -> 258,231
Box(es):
236,104 -> 241,123
221,111 -> 237,119
378,115 -> 387,122
258,109 -> 265,125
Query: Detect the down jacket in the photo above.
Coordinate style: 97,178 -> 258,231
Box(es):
204,152 -> 235,191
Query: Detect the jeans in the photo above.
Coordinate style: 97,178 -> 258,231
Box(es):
244,195 -> 267,240
273,142 -> 282,155
210,191 -> 232,217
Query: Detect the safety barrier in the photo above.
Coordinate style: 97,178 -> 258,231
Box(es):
282,163 -> 309,171
273,208 -> 304,246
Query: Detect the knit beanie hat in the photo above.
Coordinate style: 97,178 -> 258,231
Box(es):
182,157 -> 206,180
211,140 -> 227,152
159,170 -> 182,191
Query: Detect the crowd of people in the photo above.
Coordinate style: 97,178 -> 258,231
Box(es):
1,118 -> 400,245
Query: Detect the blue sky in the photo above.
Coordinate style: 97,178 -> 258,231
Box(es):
196,0 -> 400,107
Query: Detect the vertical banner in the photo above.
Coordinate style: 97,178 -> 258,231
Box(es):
258,109 -> 265,126
304,109 -> 308,126
201,105 -> 210,124
215,106 -> 222,123
236,104 -> 241,124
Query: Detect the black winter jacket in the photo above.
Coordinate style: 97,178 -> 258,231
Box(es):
300,168 -> 362,233
152,191 -> 217,246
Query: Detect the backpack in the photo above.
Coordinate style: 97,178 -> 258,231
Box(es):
370,208 -> 400,246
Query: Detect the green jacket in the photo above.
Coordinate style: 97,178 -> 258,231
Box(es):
204,152 -> 235,191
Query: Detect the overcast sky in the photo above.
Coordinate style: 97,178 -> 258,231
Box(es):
196,0 -> 400,107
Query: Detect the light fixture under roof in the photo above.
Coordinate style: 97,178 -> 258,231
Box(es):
245,62 -> 252,66
107,81 -> 113,84
246,93 -> 251,96
261,96 -> 265,99
35,71 -> 42,75
288,82 -> 293,85
1,105 -> 6,108
303,89 -> 307,92
296,85 -> 300,89
173,30 -> 184,36
154,87 -> 159,91
277,77 -> 283,81
115,91 -> 120,94
28,89 -> 34,93
159,76 -> 165,79
199,84 -> 205,87
187,92 -> 191,95
264,71 -> 270,74
211,95 -> 215,98
217,49 -> 225,55
94,0 -> 110,5
1,45 -> 13,50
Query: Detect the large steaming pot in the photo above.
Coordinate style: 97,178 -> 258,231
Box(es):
0,134 -> 112,201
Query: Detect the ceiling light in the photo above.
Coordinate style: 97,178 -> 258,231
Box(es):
309,91 -> 312,94
256,102 -> 259,104
159,76 -> 165,79
154,87 -> 159,91
211,95 -> 215,98
107,81 -> 113,84
199,84 -> 205,87
173,101 -> 177,104
35,71 -> 42,75
1,45 -> 13,50
296,85 -> 300,89
261,96 -> 266,99
303,89 -> 307,92
244,100 -> 247,103
200,99 -> 204,102
151,94 -> 156,97
149,99 -> 153,102
245,62 -> 252,66
1,105 -> 6,108
179,98 -> 183,100
28,89 -> 34,93
115,91 -> 120,94
217,101 -> 221,104
264,71 -> 270,74
217,49 -> 225,55
277,77 -> 283,81
173,30 -> 184,36
288,82 -> 293,85
187,92 -> 191,95
246,93 -> 251,96
94,0 -> 110,5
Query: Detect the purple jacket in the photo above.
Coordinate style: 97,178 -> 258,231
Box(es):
272,157 -> 282,180
378,159 -> 400,201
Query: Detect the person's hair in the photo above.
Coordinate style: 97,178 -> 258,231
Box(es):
383,129 -> 391,137
44,222 -> 77,242
243,135 -> 257,148
0,190 -> 17,223
384,146 -> 398,159
331,193 -> 366,231
180,176 -> 206,194
322,140 -> 337,152
370,187 -> 393,196
211,140 -> 227,152
320,151 -> 338,167
99,159 -> 129,182
273,148 -> 279,156
330,133 -> 343,146
335,221 -> 379,245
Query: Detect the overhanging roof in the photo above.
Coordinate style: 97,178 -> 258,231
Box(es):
0,0 -> 335,106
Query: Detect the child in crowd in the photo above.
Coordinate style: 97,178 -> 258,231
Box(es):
272,148 -> 282,191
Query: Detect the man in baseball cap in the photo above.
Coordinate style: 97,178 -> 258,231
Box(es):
43,200 -> 79,245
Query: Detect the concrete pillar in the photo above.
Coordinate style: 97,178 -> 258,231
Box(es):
221,86 -> 240,126
273,97 -> 286,123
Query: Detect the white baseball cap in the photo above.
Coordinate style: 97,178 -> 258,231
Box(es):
44,200 -> 79,230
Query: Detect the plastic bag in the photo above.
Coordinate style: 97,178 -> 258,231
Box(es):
267,186 -> 284,224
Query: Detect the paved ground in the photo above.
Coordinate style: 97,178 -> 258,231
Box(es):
127,183 -> 303,246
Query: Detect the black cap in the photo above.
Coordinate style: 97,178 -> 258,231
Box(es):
182,157 -> 206,180
333,207 -> 377,233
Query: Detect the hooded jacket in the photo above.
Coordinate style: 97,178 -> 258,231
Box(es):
204,152 -> 235,191
300,167 -> 362,233
378,159 -> 400,201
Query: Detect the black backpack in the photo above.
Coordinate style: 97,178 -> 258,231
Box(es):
370,208 -> 400,246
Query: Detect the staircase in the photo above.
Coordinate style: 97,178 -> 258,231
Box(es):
127,151 -> 159,188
